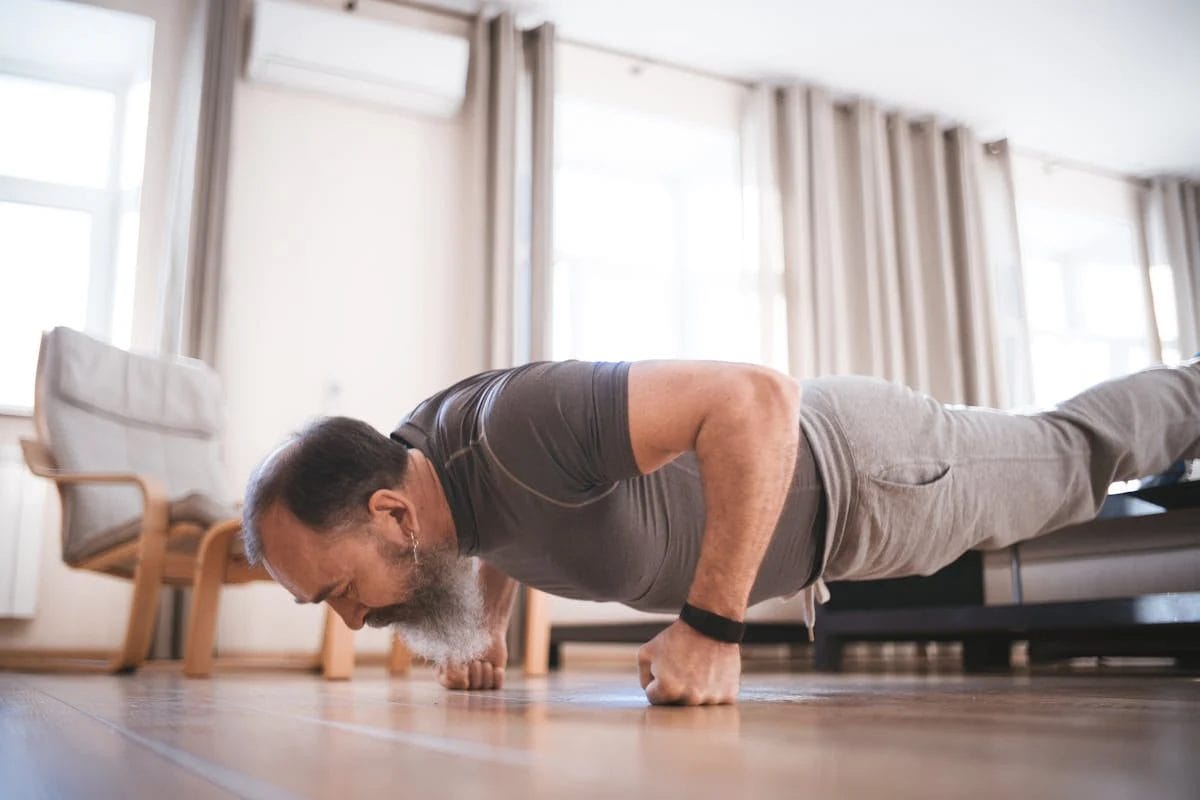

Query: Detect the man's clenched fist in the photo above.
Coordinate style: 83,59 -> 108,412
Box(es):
435,631 -> 508,691
637,619 -> 741,705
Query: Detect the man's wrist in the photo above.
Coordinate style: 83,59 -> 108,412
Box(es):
686,569 -> 749,620
679,602 -> 746,644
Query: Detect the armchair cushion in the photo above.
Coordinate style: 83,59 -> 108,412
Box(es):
72,492 -> 240,565
36,328 -> 235,563
53,328 -> 223,436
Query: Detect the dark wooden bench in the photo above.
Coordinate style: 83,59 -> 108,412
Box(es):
813,591 -> 1200,672
547,478 -> 1200,672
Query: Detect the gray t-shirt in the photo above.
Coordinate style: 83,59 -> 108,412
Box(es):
391,360 -> 824,613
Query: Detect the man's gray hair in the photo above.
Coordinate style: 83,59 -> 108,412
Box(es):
240,417 -> 411,566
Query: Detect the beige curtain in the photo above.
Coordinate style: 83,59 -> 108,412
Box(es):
158,0 -> 239,364
146,0 -> 239,659
1145,179 -> 1200,357
469,12 -> 556,664
473,13 -> 555,368
759,85 -> 1012,407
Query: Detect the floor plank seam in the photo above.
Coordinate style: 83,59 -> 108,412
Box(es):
207,697 -> 539,768
27,680 -> 302,800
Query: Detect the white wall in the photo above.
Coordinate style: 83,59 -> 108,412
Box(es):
211,1 -> 483,655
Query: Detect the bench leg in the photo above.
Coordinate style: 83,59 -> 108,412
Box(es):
321,607 -> 355,680
523,587 -> 551,676
963,637 -> 1011,672
813,633 -> 844,673
388,633 -> 412,676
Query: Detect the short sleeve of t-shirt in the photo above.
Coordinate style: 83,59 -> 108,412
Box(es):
481,360 -> 642,501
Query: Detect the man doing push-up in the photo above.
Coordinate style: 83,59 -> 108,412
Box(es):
241,357 -> 1200,705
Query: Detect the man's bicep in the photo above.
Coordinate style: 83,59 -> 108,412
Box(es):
627,360 -> 800,474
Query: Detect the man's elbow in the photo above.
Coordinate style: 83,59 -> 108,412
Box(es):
738,366 -> 802,421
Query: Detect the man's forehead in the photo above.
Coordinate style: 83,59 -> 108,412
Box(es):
259,503 -> 330,600
265,556 -> 337,605
261,555 -> 300,598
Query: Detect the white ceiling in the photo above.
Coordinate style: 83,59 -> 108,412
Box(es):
441,0 -> 1200,178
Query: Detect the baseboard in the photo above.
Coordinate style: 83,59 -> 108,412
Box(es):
0,647 -> 399,673
0,648 -> 114,673
214,649 -> 396,667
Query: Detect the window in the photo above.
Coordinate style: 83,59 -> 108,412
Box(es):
552,44 -> 784,369
0,0 -> 154,412
1008,156 -> 1161,409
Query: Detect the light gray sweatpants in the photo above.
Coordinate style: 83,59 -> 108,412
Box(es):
798,358 -> 1200,583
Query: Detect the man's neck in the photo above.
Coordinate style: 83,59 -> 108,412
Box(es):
407,449 -> 458,552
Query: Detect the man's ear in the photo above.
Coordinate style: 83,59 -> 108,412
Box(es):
368,488 -> 414,535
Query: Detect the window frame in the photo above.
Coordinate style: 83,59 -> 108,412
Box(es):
0,60 -> 140,414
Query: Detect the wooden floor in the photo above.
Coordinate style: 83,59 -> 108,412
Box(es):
2,664 -> 1198,799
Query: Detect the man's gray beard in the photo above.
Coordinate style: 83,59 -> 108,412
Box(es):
363,540 -> 489,667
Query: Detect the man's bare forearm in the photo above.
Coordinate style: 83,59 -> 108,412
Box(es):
686,372 -> 801,619
478,560 -> 518,632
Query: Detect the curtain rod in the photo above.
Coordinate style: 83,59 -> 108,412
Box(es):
1009,145 -> 1152,187
557,36 -> 756,90
382,0 -> 753,87
380,0 -> 475,22
552,42 -> 1149,185
383,2 -> 1150,184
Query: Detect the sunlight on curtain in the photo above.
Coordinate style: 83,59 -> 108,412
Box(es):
554,97 -> 764,363
1010,156 -> 1158,408
552,45 -> 782,370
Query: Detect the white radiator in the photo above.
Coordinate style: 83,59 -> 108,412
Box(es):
0,444 -> 46,618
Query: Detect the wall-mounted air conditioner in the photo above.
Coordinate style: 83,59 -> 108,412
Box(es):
246,0 -> 470,118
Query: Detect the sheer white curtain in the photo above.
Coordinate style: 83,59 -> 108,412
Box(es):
753,85 -> 1016,407
1003,157 -> 1164,408
1145,179 -> 1200,358
551,44 -> 774,369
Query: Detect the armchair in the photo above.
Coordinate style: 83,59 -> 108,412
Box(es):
17,327 -> 372,677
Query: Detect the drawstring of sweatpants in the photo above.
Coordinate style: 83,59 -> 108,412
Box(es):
804,578 -> 831,641
786,577 -> 831,641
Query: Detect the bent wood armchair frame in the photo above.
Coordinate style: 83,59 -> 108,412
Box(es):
18,437 -> 410,679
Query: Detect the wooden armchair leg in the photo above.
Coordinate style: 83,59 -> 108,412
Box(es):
321,607 -> 355,680
183,519 -> 242,678
109,504 -> 170,673
388,633 -> 412,676
523,587 -> 551,677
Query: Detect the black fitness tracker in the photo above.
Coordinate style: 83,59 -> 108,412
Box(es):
679,602 -> 746,644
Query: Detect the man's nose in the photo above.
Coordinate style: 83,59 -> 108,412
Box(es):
329,598 -> 366,630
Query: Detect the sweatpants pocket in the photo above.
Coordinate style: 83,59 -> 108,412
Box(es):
827,466 -> 959,581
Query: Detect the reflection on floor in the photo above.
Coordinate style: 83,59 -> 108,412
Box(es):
1,663 -> 1197,799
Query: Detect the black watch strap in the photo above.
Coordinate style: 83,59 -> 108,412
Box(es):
679,602 -> 746,644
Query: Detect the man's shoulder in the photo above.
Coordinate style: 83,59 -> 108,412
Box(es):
392,366 -> 510,443
481,360 -> 633,424
392,361 -> 585,444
